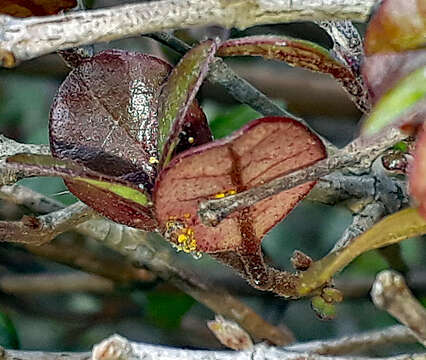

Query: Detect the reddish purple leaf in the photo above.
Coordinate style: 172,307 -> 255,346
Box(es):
49,49 -> 211,227
50,50 -> 168,185
364,0 -> 426,56
410,124 -> 426,218
158,40 -> 216,166
362,49 -> 426,104
6,153 -> 157,230
154,117 -> 326,254
50,49 -> 211,185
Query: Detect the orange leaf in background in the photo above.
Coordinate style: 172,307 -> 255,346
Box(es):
362,50 -> 426,104
0,0 -> 76,17
364,0 -> 426,55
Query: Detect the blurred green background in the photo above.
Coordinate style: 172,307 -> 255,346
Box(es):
0,0 -> 424,355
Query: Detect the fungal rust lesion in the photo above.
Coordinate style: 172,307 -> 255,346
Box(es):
164,216 -> 199,255
214,189 -> 237,199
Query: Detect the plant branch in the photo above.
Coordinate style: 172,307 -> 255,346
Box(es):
371,270 -> 426,346
0,184 -> 64,213
285,325 -> 417,355
57,0 -> 94,68
77,220 -> 293,345
0,0 -> 376,67
198,128 -> 406,226
0,201 -> 93,245
296,208 -> 426,296
306,173 -> 376,204
0,273 -> 114,294
316,20 -> 370,113
1,336 -> 424,360
332,201 -> 385,251
0,183 -> 291,345
89,334 -> 424,360
0,135 -> 50,185
26,241 -> 156,284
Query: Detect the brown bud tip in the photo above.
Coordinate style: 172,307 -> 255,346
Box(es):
0,50 -> 16,68
291,250 -> 312,271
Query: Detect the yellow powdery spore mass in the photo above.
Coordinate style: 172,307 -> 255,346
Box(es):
165,219 -> 198,255
214,189 -> 237,198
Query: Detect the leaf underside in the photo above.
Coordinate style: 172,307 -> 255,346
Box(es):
154,116 -> 326,254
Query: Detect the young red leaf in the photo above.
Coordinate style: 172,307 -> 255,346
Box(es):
217,36 -> 360,106
154,116 -> 326,254
0,0 -> 76,17
364,0 -> 426,56
410,124 -> 426,218
7,153 -> 157,231
362,50 -> 426,104
158,40 -> 216,166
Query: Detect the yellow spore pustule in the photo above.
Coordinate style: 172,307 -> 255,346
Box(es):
165,218 -> 199,255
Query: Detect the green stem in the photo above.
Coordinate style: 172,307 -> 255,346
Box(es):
296,208 -> 426,296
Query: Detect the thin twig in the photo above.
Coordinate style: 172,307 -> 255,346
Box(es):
0,183 -> 291,345
0,201 -> 93,245
371,270 -> 426,346
332,202 -> 385,251
0,273 -> 114,294
0,0 -> 376,66
26,241 -> 156,283
316,20 -> 370,113
0,135 -> 50,185
285,325 -> 417,355
198,127 -> 406,226
86,334 -> 425,360
77,220 -> 294,345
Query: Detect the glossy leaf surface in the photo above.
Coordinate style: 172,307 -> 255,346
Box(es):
7,154 -> 156,230
49,49 -> 211,229
50,49 -> 210,188
364,0 -> 426,55
362,66 -> 426,135
158,40 -> 216,166
0,0 -> 76,17
154,117 -> 326,254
